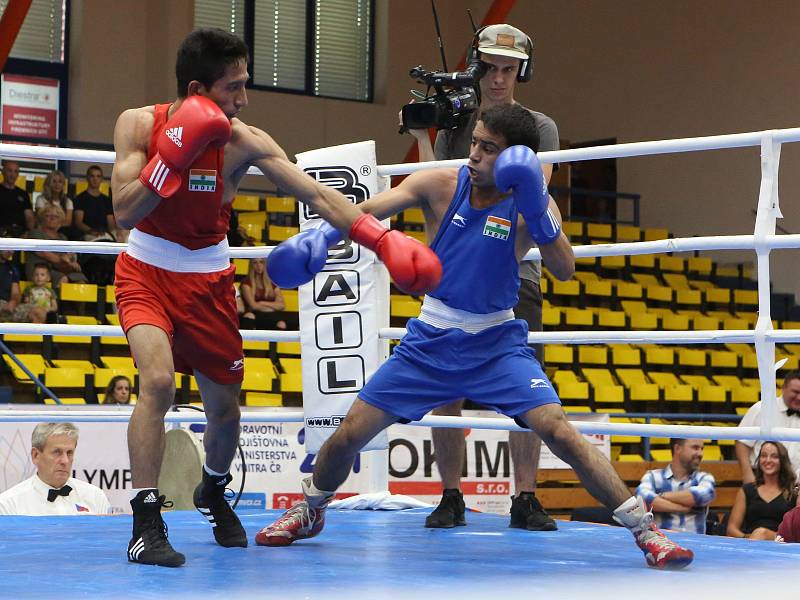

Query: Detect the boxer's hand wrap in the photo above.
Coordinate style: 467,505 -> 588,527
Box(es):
348,213 -> 442,295
494,145 -> 561,246
139,95 -> 232,199
267,222 -> 341,289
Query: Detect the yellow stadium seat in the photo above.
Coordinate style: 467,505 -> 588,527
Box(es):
74,181 -> 89,195
544,345 -> 573,366
268,225 -> 300,242
402,208 -> 425,225
245,392 -> 283,407
51,359 -> 94,372
703,445 -> 722,461
105,285 -> 117,303
238,211 -> 267,227
631,273 -> 659,287
233,194 -> 260,211
275,341 -> 301,356
59,282 -> 98,302
650,449 -> 673,462
658,256 -> 685,272
266,195 -> 296,213
597,310 -> 626,328
542,306 -> 561,327
710,350 -> 738,369
630,312 -> 658,330
561,221 -> 583,239
600,255 -> 626,270
45,397 -> 86,405
661,312 -> 690,330
391,295 -> 421,318
3,354 -> 48,383
644,285 -> 673,304
233,258 -> 249,276
662,273 -> 692,289
678,348 -> 707,368
648,372 -> 694,402
614,282 -> 643,299
34,175 -> 46,192
586,223 -> 612,241
564,308 -> 594,327
629,254 -> 655,270
102,356 -> 135,369
687,257 -> 713,276
692,315 -> 720,330
582,368 -> 624,403
611,345 -> 641,366
642,228 -> 669,241
615,225 -> 641,242
43,367 -> 86,388
281,289 -> 299,310
551,279 -> 580,297
616,369 -> 659,401
578,346 -> 608,365
106,313 -> 120,325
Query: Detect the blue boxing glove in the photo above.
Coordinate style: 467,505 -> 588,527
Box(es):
267,221 -> 342,288
494,145 -> 561,245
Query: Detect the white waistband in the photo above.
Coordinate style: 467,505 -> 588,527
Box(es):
126,228 -> 230,273
417,295 -> 515,334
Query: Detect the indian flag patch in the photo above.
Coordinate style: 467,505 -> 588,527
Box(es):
188,169 -> 217,192
483,215 -> 512,240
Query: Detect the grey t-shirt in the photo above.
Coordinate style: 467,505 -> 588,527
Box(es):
433,106 -> 559,283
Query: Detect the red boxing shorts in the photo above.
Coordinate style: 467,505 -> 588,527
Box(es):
115,252 -> 244,384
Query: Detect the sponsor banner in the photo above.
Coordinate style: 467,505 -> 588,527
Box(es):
0,412 -> 609,515
388,411 -> 610,514
1,74 -> 59,139
295,141 -> 390,454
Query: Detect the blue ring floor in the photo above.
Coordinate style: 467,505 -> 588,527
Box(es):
1,508 -> 797,599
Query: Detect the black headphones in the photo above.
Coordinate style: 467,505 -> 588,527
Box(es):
467,26 -> 534,83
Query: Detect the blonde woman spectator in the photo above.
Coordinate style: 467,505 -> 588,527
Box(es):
25,205 -> 87,287
33,170 -> 73,234
240,257 -> 286,330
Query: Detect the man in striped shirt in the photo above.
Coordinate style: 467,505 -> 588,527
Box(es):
636,439 -> 716,534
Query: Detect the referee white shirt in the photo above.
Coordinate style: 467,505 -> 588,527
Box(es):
738,396 -> 800,470
0,474 -> 111,515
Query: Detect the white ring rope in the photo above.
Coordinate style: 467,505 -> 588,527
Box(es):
0,408 -> 798,445
0,127 -> 798,444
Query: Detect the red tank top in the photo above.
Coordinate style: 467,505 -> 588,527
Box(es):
137,103 -> 230,249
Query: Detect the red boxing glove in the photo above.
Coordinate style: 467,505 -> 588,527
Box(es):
349,213 -> 442,295
139,95 -> 231,198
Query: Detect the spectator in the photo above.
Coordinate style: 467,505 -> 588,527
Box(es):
103,375 -> 132,405
73,165 -> 117,241
0,248 -> 29,322
636,438 -> 716,534
17,262 -> 57,323
227,208 -> 254,247
33,169 -> 74,236
240,257 -> 287,330
25,204 -> 87,288
727,441 -> 797,540
0,422 -> 112,515
736,371 -> 800,483
776,486 -> 800,542
0,159 -> 35,236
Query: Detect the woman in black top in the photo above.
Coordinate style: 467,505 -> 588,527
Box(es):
728,441 -> 797,540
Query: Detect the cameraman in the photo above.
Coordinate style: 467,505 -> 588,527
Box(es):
404,24 -> 560,532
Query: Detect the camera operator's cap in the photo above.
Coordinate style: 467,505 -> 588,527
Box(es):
476,24 -> 530,60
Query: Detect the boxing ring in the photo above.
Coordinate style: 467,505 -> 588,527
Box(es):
1,128 -> 800,597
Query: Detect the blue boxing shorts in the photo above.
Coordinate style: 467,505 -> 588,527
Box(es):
359,318 -> 560,425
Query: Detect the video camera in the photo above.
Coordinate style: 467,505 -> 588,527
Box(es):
400,58 -> 487,131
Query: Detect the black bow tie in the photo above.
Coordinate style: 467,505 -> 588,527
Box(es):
787,409 -> 800,417
47,485 -> 72,502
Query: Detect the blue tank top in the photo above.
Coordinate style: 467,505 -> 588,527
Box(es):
429,166 -> 520,313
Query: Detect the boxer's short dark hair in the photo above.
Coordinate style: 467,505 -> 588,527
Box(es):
479,104 -> 540,152
176,28 -> 249,97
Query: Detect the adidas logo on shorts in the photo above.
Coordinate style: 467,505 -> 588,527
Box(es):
166,126 -> 183,147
